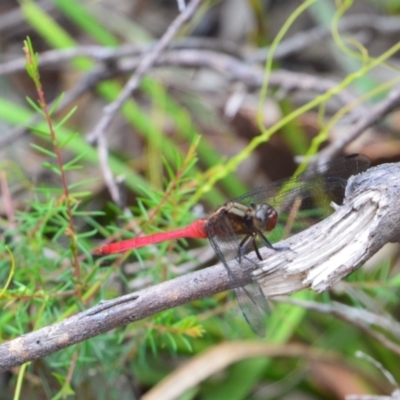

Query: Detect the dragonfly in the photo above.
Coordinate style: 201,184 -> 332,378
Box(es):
95,153 -> 371,336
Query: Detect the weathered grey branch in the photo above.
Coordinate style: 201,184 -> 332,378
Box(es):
254,161 -> 400,295
0,161 -> 399,372
0,262 -> 236,373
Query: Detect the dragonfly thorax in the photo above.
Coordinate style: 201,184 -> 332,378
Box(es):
208,201 -> 278,237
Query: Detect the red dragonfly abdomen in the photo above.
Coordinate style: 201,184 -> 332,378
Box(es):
95,219 -> 208,255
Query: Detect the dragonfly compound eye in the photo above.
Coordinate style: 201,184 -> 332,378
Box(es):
254,204 -> 278,232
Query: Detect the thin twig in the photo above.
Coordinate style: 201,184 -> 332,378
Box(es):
0,39 -> 242,77
320,84 -> 400,161
278,298 -> 400,355
0,172 -> 15,227
0,49 -> 367,150
3,15 -> 400,76
0,0 -> 55,34
87,0 -> 204,143
112,50 -> 365,115
88,0 -> 203,204
250,14 -> 400,63
96,131 -> 122,206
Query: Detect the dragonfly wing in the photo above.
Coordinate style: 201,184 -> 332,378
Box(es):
231,154 -> 371,241
233,153 -> 371,207
234,285 -> 267,337
206,213 -> 269,336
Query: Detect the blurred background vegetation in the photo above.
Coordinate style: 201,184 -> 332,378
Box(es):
1,0 -> 400,399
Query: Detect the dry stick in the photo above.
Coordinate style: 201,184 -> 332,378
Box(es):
278,298 -> 400,355
321,84 -> 400,161
1,161 -> 400,372
250,14 -> 400,63
0,46 -> 136,76
0,172 -> 15,226
0,262 -> 233,373
177,0 -> 187,12
96,131 -> 122,206
0,0 -> 55,34
0,39 -> 242,77
0,50 -> 363,149
88,0 -> 203,205
2,14 -> 399,149
3,14 -> 400,76
114,50 -> 365,117
87,0 -> 203,143
0,43 -> 237,149
2,48 -> 399,194
347,392 -> 400,400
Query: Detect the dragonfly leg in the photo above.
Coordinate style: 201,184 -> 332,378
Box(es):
257,229 -> 288,252
256,229 -> 275,250
238,234 -> 254,261
252,240 -> 263,261
238,234 -> 270,265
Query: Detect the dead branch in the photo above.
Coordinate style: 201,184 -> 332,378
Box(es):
88,0 -> 204,143
0,160 -> 399,372
321,83 -> 400,160
254,161 -> 400,295
0,48 -> 371,150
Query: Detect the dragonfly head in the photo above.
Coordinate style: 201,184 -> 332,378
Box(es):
253,203 -> 278,232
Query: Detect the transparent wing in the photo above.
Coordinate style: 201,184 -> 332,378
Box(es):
233,154 -> 370,207
232,154 -> 371,241
206,213 -> 269,337
233,285 -> 268,337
